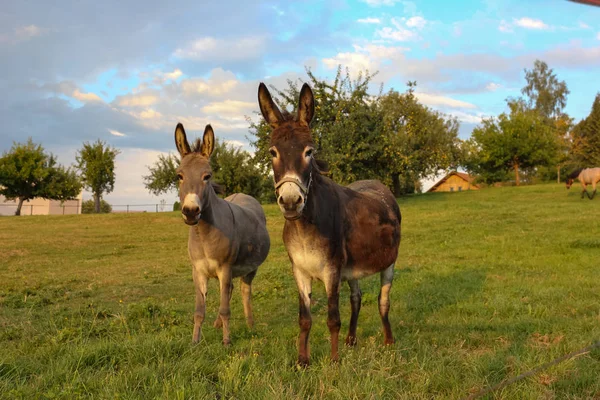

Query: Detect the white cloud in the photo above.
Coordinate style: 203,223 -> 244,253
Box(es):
164,69 -> 182,81
414,92 -> 477,109
485,82 -> 502,92
72,89 -> 103,103
377,17 -> 423,42
202,100 -> 255,117
514,17 -> 548,30
108,129 -> 126,137
225,140 -> 246,148
406,16 -> 426,29
173,36 -> 266,62
378,26 -> 417,41
579,22 -> 591,30
116,93 -> 160,107
357,17 -> 381,24
322,44 -> 409,76
597,32 -> 600,40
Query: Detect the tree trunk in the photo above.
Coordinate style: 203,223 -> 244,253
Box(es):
557,165 -> 560,184
392,174 -> 401,197
15,197 -> 24,216
94,193 -> 101,213
514,163 -> 520,186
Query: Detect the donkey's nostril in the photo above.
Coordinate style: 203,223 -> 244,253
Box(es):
295,195 -> 302,205
182,205 -> 200,218
278,196 -> 285,205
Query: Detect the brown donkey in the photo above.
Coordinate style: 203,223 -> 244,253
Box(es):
257,82 -> 402,366
174,122 -> 270,345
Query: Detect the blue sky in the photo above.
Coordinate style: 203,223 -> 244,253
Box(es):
2,0 -> 600,204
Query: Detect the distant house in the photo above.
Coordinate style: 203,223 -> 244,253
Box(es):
0,193 -> 83,216
427,172 -> 479,193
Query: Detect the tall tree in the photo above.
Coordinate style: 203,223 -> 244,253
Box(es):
76,140 -> 120,213
248,67 -> 462,196
570,93 -> 600,167
517,59 -> 571,181
521,59 -> 570,121
465,104 -> 557,185
0,138 -> 82,215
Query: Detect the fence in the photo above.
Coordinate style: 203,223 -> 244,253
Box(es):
0,203 -> 177,216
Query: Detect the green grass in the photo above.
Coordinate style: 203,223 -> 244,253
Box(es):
1,183 -> 599,399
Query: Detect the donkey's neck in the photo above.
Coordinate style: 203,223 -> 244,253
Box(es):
298,173 -> 341,227
193,187 -> 232,234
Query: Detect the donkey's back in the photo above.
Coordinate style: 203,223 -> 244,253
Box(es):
224,193 -> 270,273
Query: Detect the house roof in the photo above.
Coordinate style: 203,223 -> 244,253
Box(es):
427,171 -> 479,192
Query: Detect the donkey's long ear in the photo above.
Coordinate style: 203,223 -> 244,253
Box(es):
297,83 -> 315,127
258,82 -> 284,129
201,124 -> 215,158
174,123 -> 191,157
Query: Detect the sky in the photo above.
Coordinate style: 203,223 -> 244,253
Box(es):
2,0 -> 600,205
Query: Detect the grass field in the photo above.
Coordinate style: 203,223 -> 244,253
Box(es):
1,183 -> 600,399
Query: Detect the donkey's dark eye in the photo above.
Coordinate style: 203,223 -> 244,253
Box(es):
177,173 -> 183,181
305,149 -> 314,158
203,174 -> 212,181
269,149 -> 277,157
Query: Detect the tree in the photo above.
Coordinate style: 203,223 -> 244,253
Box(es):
248,67 -> 463,196
515,59 -> 571,181
76,140 -> 120,213
521,59 -> 570,121
570,93 -> 600,167
143,139 -> 270,201
465,104 -> 558,185
0,138 -> 82,215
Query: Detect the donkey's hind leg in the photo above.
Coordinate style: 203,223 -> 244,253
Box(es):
379,264 -> 395,345
346,279 -> 362,346
241,270 -> 257,328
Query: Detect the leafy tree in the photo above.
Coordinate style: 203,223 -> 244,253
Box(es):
464,103 -> 557,185
378,85 -> 462,195
513,59 -> 571,181
143,153 -> 179,196
0,138 -> 82,215
81,198 -> 112,214
570,93 -> 600,167
520,59 -> 570,121
76,140 -> 120,213
248,67 -> 462,196
143,139 -> 270,202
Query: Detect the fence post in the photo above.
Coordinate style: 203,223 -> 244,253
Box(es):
30,205 -> 33,215
127,205 -> 129,213
156,204 -> 158,213
63,205 -> 65,215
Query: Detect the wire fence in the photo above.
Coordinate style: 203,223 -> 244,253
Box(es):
0,202 -> 177,216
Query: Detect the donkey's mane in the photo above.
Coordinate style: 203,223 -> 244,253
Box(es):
568,168 -> 584,179
190,138 -> 205,153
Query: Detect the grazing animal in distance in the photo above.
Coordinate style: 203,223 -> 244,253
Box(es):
174,122 -> 270,345
566,167 -> 600,199
257,82 -> 402,367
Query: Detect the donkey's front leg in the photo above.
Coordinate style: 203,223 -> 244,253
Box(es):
325,272 -> 342,363
192,272 -> 208,343
217,267 -> 233,345
293,266 -> 312,367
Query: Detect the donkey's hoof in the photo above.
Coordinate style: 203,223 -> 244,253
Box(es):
297,357 -> 310,369
345,336 -> 358,347
222,339 -> 231,346
384,337 -> 395,346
